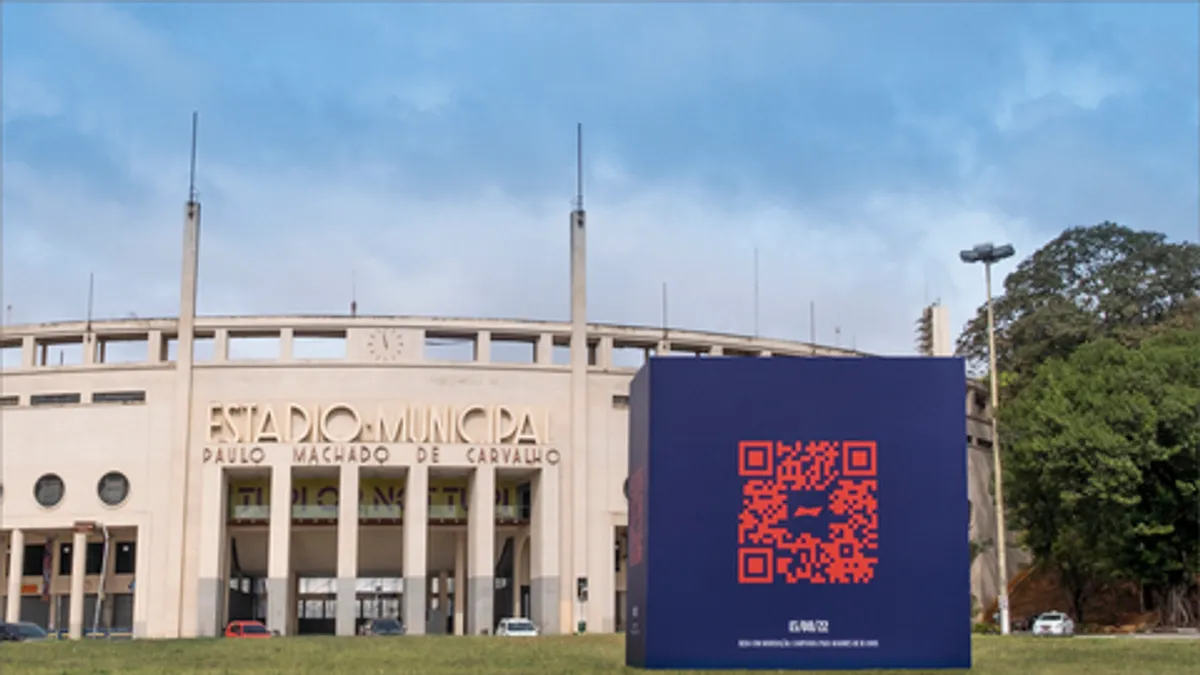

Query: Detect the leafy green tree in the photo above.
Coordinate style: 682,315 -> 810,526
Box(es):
1114,329 -> 1200,626
956,222 -> 1200,385
999,329 -> 1200,625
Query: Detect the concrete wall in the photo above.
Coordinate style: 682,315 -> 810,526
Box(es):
1,315 -> 994,636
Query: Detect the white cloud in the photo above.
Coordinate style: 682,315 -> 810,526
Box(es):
993,40 -> 1136,132
2,145 -> 1039,356
3,2 -> 1189,361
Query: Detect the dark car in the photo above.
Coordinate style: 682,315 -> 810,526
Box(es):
1,622 -> 49,642
363,618 -> 405,636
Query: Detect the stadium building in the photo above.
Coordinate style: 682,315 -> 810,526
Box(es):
0,183 -> 1009,639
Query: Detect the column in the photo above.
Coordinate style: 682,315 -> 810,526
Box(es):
289,574 -> 299,635
267,465 -> 292,635
0,533 -> 6,613
146,330 -> 163,362
597,336 -> 614,369
536,334 -> 553,365
163,200 -> 201,639
5,529 -> 23,622
467,465 -> 495,635
426,577 -> 436,632
213,329 -> 229,361
222,533 -> 233,636
21,336 -> 35,368
279,328 -> 294,362
438,570 -> 449,634
68,529 -> 87,639
132,522 -> 152,637
196,466 -> 228,636
475,331 -> 491,363
587,520 -> 615,632
83,333 -> 97,365
453,532 -> 465,635
402,465 -> 428,635
530,468 -> 561,633
49,539 -> 62,632
336,464 -> 360,636
512,532 -> 528,618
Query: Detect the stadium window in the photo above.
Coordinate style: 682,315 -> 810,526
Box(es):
34,473 -> 65,508
30,392 -> 82,406
59,543 -> 73,576
86,542 -> 105,575
22,545 -> 45,576
97,471 -> 131,506
115,542 -> 136,574
92,390 -> 146,404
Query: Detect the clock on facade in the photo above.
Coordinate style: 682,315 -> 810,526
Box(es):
365,328 -> 405,362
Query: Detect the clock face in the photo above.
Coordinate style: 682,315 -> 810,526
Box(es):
365,328 -> 405,362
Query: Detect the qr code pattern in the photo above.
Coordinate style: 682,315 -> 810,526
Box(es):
737,440 -> 878,585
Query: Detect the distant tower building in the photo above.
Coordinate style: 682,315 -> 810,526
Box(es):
916,302 -> 952,357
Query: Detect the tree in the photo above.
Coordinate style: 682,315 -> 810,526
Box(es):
1112,329 -> 1200,626
999,329 -> 1200,625
956,223 -> 1200,384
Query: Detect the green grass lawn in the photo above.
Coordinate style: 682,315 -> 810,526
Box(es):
3,634 -> 1198,675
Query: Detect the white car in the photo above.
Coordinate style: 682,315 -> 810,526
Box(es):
495,618 -> 539,637
1032,611 -> 1075,637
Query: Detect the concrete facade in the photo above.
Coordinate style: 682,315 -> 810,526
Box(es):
1,200 -> 1009,639
0,311 -> 878,638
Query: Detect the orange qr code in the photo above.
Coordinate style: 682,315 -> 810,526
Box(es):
737,440 -> 878,585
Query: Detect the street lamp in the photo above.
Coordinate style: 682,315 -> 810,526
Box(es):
959,242 -> 1015,636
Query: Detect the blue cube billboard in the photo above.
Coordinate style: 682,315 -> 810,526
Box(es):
626,356 -> 970,670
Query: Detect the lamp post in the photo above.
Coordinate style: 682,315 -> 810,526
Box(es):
959,241 -> 1015,636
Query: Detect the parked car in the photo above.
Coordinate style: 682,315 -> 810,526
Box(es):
362,618 -> 405,636
224,620 -> 272,638
1032,611 -> 1075,637
0,622 -> 49,642
495,618 -> 539,637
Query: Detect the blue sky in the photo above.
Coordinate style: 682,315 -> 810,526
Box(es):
3,2 -> 1197,355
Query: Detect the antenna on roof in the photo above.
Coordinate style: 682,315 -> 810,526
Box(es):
661,282 -> 669,339
350,271 -> 358,317
86,272 -> 95,333
810,301 -> 816,344
188,111 -> 200,204
753,246 -> 760,339
574,123 -> 584,212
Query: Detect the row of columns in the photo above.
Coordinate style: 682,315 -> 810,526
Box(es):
199,462 -> 555,637
5,528 -> 93,639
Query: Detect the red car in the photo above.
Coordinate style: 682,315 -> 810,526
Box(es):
224,620 -> 272,638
